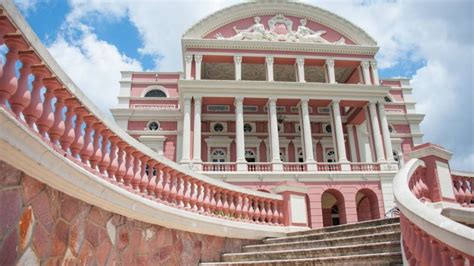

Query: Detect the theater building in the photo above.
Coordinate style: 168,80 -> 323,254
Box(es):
111,1 -> 425,228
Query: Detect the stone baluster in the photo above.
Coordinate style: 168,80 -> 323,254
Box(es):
23,65 -> 49,127
36,78 -> 61,137
114,142 -> 127,183
98,130 -> 112,175
146,161 -> 158,198
215,188 -> 223,214
241,195 -> 249,220
48,88 -> 69,145
234,194 -> 242,219
160,167 -> 170,202
228,192 -> 236,218
222,191 -> 230,216
89,123 -> 105,170
175,173 -> 185,207
153,165 -> 164,200
123,146 -> 135,186
0,34 -> 27,106
131,151 -> 142,190
420,232 -> 432,265
192,180 -> 202,211
202,184 -> 211,213
248,196 -> 256,221
59,98 -> 79,152
138,156 -> 149,193
168,170 -> 178,204
440,247 -> 451,266
106,136 -> 120,180
79,115 -> 95,164
69,107 -> 88,158
182,176 -> 192,209
10,50 -> 39,116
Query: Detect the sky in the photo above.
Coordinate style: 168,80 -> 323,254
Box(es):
13,0 -> 474,171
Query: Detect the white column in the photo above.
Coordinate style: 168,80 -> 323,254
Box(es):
378,102 -> 394,161
192,96 -> 202,169
268,97 -> 282,171
370,61 -> 379,85
347,124 -> 357,162
266,56 -> 274,82
181,96 -> 192,163
296,57 -> 305,82
361,61 -> 371,85
194,55 -> 202,80
234,55 -> 242,81
332,100 -> 348,163
235,97 -> 247,171
300,98 -> 316,170
325,59 -> 336,84
368,101 -> 385,162
184,54 -> 193,80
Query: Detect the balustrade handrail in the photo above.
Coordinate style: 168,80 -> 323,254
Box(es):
0,0 -> 283,232
393,159 -> 474,258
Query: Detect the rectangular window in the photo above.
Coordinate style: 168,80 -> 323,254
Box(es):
318,107 -> 330,114
207,105 -> 230,112
243,105 -> 258,112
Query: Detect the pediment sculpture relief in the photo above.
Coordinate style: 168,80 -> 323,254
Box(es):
215,14 -> 346,45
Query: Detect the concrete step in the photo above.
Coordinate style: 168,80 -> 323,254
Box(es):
263,223 -> 400,245
221,241 -> 401,262
243,231 -> 400,253
200,252 -> 403,265
287,217 -> 400,237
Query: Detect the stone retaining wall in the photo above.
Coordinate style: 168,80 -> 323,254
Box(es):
0,161 -> 256,265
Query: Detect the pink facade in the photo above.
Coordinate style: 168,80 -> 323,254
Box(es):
109,4 -> 426,229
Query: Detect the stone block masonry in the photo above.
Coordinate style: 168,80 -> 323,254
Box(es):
0,161 -> 257,265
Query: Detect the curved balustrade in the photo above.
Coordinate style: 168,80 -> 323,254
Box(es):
393,159 -> 474,265
0,2 -> 285,230
451,172 -> 473,207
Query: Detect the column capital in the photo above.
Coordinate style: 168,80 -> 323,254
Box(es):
296,57 -> 305,66
332,99 -> 341,106
325,59 -> 335,67
265,56 -> 274,65
370,60 -> 377,68
184,54 -> 193,63
300,97 -> 310,104
268,97 -> 277,105
193,96 -> 202,102
234,96 -> 244,106
361,60 -> 370,69
194,54 -> 203,63
234,55 -> 242,64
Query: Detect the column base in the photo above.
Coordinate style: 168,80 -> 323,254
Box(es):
272,162 -> 283,171
305,161 -> 317,171
191,160 -> 202,171
340,163 -> 351,171
236,162 -> 248,171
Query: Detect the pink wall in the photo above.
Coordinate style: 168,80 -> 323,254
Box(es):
130,83 -> 179,98
389,90 -> 404,101
232,181 -> 385,229
0,161 -> 256,265
128,121 -> 177,131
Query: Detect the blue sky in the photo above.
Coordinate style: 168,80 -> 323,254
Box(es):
14,0 -> 473,170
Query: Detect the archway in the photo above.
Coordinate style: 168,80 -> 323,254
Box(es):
321,189 -> 346,227
356,188 -> 380,222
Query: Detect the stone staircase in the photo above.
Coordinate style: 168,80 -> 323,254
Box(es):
201,217 -> 402,265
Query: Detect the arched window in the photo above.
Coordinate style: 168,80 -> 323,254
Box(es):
326,150 -> 336,163
144,89 -> 167,98
245,149 -> 256,162
298,150 -> 304,163
211,149 -> 227,162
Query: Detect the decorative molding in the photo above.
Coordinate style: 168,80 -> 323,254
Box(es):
182,1 -> 377,46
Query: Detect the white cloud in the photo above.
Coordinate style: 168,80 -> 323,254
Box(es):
13,0 -> 43,13
42,0 -> 473,170
47,28 -> 142,115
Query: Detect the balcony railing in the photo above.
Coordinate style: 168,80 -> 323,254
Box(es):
201,161 -> 395,172
202,162 -> 237,172
248,162 -> 272,172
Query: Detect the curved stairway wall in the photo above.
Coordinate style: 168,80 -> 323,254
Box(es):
0,0 -> 303,241
393,144 -> 474,265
